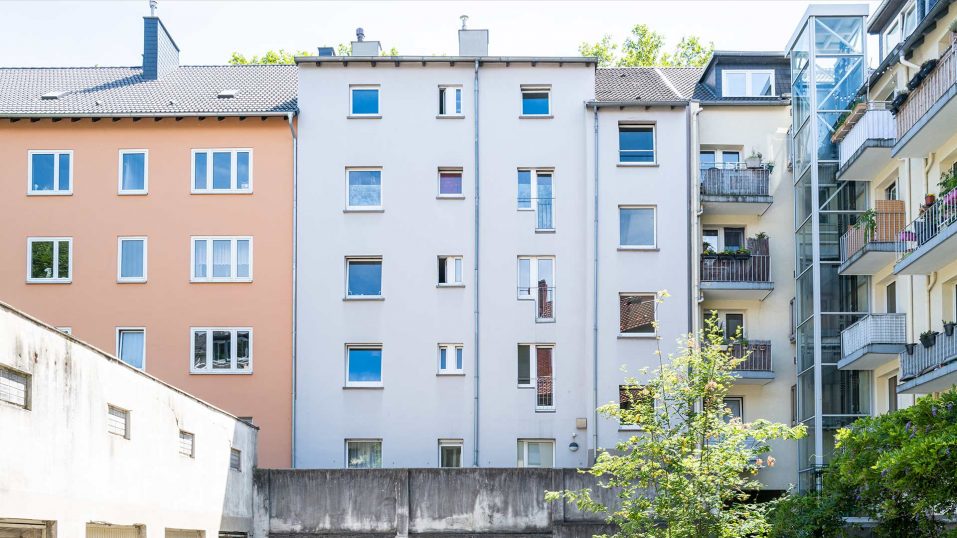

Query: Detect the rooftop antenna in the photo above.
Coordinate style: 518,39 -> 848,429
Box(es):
460,15 -> 469,30
149,0 -> 157,16
356,27 -> 365,42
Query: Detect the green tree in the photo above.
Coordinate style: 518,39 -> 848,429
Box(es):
578,25 -> 713,67
547,304 -> 805,537
578,34 -> 618,68
228,49 -> 310,65
662,35 -> 715,67
619,24 -> 665,67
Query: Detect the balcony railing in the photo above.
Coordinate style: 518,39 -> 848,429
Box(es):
900,330 -> 957,382
700,164 -> 770,197
897,40 -> 957,141
841,313 -> 907,357
895,191 -> 957,261
536,375 -> 554,410
700,254 -> 771,283
837,102 -> 895,169
518,284 -> 555,322
729,340 -> 772,372
839,201 -> 906,264
518,197 -> 554,231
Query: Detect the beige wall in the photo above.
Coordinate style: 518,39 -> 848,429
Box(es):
0,117 -> 293,467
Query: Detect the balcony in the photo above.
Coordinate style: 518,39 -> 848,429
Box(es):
833,102 -> 896,180
729,340 -> 774,385
894,191 -> 957,274
700,164 -> 773,215
518,283 -> 555,322
898,328 -> 957,394
893,38 -> 957,158
838,200 -> 906,275
839,313 -> 906,370
535,375 -> 554,411
699,254 -> 773,301
518,196 -> 554,232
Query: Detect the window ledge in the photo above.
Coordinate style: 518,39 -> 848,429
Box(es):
343,208 -> 385,213
26,280 -> 72,285
517,385 -> 535,389
535,229 -> 556,234
117,279 -> 147,284
437,372 -> 466,377
27,191 -> 73,196
190,279 -> 253,284
191,191 -> 253,195
344,296 -> 385,301
535,408 -> 557,413
619,426 -> 643,432
617,246 -> 659,252
519,115 -> 554,119
118,192 -> 148,196
347,115 -> 383,120
436,284 -> 465,289
436,195 -> 466,200
189,371 -> 254,375
618,333 -> 658,339
535,319 -> 557,324
617,163 -> 659,168
436,115 -> 465,120
343,385 -> 385,390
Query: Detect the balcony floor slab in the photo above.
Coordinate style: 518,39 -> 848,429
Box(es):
836,139 -> 894,181
701,196 -> 773,215
700,282 -> 774,301
894,219 -> 957,274
732,371 -> 774,385
898,358 -> 957,394
838,242 -> 897,275
838,343 -> 904,370
893,83 -> 957,158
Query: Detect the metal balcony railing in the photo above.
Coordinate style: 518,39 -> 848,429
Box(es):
517,196 -> 554,231
518,285 -> 555,322
841,313 -> 907,357
700,163 -> 770,197
897,39 -> 956,140
896,192 -> 957,261
700,255 -> 771,283
900,330 -> 957,381
728,340 -> 772,372
838,102 -> 895,168
839,201 -> 906,264
536,375 -> 554,409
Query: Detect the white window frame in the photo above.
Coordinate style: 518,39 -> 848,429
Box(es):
721,69 -> 776,97
349,85 -> 381,117
345,167 -> 384,211
117,236 -> 148,283
26,237 -> 73,284
517,439 -> 555,468
0,365 -> 31,409
179,430 -> 195,458
884,19 -> 902,54
438,439 -> 464,468
107,404 -> 130,439
520,85 -> 551,117
517,168 -> 555,230
619,292 -> 658,338
517,343 -> 554,389
27,150 -> 73,195
189,327 -> 254,375
437,255 -> 464,286
618,123 -> 657,165
117,149 -> 149,195
115,327 -> 146,369
437,343 -> 465,375
190,149 -> 253,194
438,85 -> 464,117
618,205 -> 657,249
345,439 -> 383,469
190,236 -> 253,283
345,344 -> 384,388
901,2 -> 917,36
437,167 -> 464,198
345,257 -> 383,299
517,256 -> 555,299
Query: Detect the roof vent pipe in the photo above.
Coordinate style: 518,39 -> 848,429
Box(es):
356,28 -> 365,42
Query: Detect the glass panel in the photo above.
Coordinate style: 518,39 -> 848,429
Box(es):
212,152 -> 231,189
797,319 -> 815,372
236,240 -> 250,278
724,72 -> 747,97
348,348 -> 382,382
703,229 -> 718,252
58,153 -> 70,191
527,442 -> 541,466
237,151 -> 250,189
121,152 -> 145,191
439,87 -> 446,115
814,57 -> 863,112
352,89 -> 379,115
700,151 -> 715,168
620,207 -> 654,246
57,240 -> 70,279
751,72 -> 773,96
518,259 -> 531,294
120,239 -> 144,279
798,269 -> 815,323
236,331 -> 250,370
212,240 -> 232,278
212,330 -> 231,369
440,445 -> 462,467
194,240 -> 207,278
819,266 -> 868,313
118,330 -> 145,369
193,331 -> 207,369
814,17 -> 863,54
194,152 -> 207,190
799,370 -> 815,421
455,88 -> 462,114
439,171 -> 462,195
791,26 -> 809,79
517,170 -> 532,208
31,153 -> 55,191
722,151 -> 740,164
348,260 -> 382,296
723,228 -> 745,250
439,347 -> 447,370
518,345 -> 531,384
794,67 -> 810,128
536,173 -> 553,229
619,126 -> 654,163
30,241 -> 53,279
456,347 -> 463,370
725,313 -> 744,339
795,167 -> 814,225
454,258 -> 463,283
521,91 -> 549,115
347,441 -> 382,468
620,295 -> 655,334
723,398 -> 743,420
537,258 -> 553,286
348,170 -> 382,207
821,365 -> 871,415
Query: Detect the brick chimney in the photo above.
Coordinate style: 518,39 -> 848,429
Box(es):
142,17 -> 179,80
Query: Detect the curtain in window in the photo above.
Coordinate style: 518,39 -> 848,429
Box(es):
348,170 -> 381,206
212,240 -> 231,278
120,239 -> 144,278
237,240 -> 250,278
194,240 -> 207,278
347,441 -> 382,468
119,330 -> 145,369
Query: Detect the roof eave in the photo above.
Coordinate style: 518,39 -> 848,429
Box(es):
0,111 -> 297,119
295,55 -> 598,65
587,100 -> 690,108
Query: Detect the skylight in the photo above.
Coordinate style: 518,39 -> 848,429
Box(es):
217,89 -> 238,99
40,90 -> 68,100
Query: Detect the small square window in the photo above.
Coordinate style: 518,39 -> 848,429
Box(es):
517,439 -> 554,467
116,328 -> 146,369
438,86 -> 463,116
619,207 -> 656,248
347,258 -> 383,297
346,168 -> 383,209
619,293 -> 656,336
347,345 -> 383,387
619,125 -> 655,164
438,256 -> 463,286
107,404 -> 130,439
28,150 -> 72,194
521,87 -> 550,116
118,150 -> 148,194
439,439 -> 463,467
118,237 -> 147,282
0,366 -> 30,409
27,237 -> 72,283
351,86 -> 380,116
346,439 -> 382,468
179,430 -> 195,458
438,168 -> 463,197
438,344 -> 464,374
230,448 -> 242,471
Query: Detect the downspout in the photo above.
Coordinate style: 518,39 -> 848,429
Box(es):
686,105 -> 696,334
904,158 -> 916,341
287,111 -> 298,467
472,59 -> 481,468
923,154 -> 937,331
591,105 -> 600,458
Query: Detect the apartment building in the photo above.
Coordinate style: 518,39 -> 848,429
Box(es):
0,16 -> 296,467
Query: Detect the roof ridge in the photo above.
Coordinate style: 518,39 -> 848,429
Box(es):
653,67 -> 684,100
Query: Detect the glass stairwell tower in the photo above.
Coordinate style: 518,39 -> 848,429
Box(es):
787,5 -> 872,490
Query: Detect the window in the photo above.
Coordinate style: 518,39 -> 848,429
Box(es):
0,366 -> 30,409
723,313 -> 745,340
438,168 -> 463,197
619,385 -> 653,428
230,448 -> 242,471
724,227 -> 746,251
520,86 -> 550,116
27,238 -> 71,283
438,344 -> 464,374
888,376 -> 898,412
619,124 -> 656,164
346,168 -> 383,209
350,85 -> 380,116
518,344 -> 554,410
619,206 -> 656,248
179,430 -> 195,458
886,282 -> 897,314
885,181 -> 898,200
790,385 -> 797,425
902,3 -> 917,36
438,86 -> 463,116
346,439 -> 382,468
723,397 -> 744,422
346,257 -> 383,297
517,439 -> 554,468
721,70 -> 775,97
517,257 -> 555,321
118,150 -> 148,194
191,237 -> 252,282
884,20 -> 902,54
346,345 -> 383,387
116,328 -> 146,369
191,328 -> 252,374
517,169 -> 554,230
107,405 -> 130,438
117,237 -> 147,283
703,226 -> 746,252
438,256 -> 463,286
439,439 -> 463,467
700,150 -> 716,169
192,149 -> 252,193
28,150 -> 72,194
619,293 -> 656,336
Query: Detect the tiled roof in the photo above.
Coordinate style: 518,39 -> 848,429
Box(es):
596,67 -> 702,102
0,65 -> 297,117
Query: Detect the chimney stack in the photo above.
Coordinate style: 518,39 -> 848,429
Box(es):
142,16 -> 179,80
350,27 -> 381,56
457,16 -> 488,56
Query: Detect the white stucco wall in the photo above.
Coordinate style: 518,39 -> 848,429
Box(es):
0,302 -> 256,537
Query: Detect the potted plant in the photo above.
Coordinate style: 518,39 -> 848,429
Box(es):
733,248 -> 752,261
702,243 -> 718,259
944,320 -> 956,337
766,161 -> 775,174
920,330 -> 939,348
905,343 -> 917,355
745,149 -> 763,169
889,90 -> 909,116
899,230 -> 917,241
853,208 -> 877,238
719,249 -> 735,259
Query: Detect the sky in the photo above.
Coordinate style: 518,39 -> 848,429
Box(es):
1,0 -> 883,67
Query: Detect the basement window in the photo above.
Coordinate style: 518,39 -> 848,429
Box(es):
107,405 -> 130,439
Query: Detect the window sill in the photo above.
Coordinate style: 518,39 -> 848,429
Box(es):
436,115 -> 465,119
618,333 -> 657,339
519,115 -> 553,119
190,190 -> 253,195
436,284 -> 465,289
617,246 -> 659,252
190,370 -> 254,375
117,279 -> 147,284
535,229 -> 556,234
190,279 -> 253,284
27,191 -> 73,196
344,296 -> 385,301
535,319 -> 557,324
437,372 -> 466,377
347,115 -> 383,120
617,163 -> 658,168
436,195 -> 466,200
343,208 -> 385,213
619,426 -> 642,432
535,408 -> 556,413
118,191 -> 148,196
343,385 -> 384,390
517,385 -> 534,389
26,280 -> 72,284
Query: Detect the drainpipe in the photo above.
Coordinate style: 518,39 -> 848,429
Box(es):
686,105 -> 697,334
904,158 -> 916,341
591,105 -> 600,458
472,59 -> 481,468
287,111 -> 298,467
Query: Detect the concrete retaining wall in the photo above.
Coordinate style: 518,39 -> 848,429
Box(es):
254,468 -> 615,537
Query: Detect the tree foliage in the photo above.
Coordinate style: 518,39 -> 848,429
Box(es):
547,304 -> 805,537
228,49 -> 310,65
770,389 -> 957,537
579,25 -> 713,67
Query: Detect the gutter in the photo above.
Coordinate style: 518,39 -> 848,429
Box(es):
591,106 -> 600,459
586,100 -> 689,108
0,111 -> 293,119
472,59 -> 481,467
287,111 -> 298,467
295,55 -> 597,65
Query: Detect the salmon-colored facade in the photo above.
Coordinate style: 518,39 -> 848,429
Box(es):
0,118 -> 293,466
